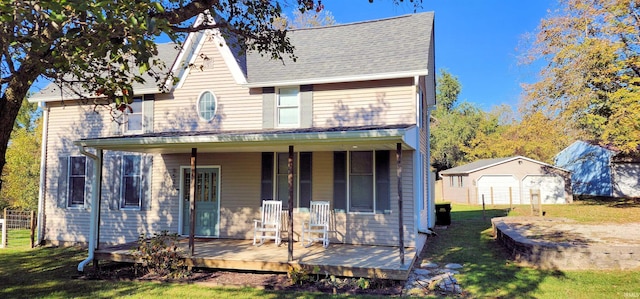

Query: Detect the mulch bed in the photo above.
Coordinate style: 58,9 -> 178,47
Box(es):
81,262 -> 405,296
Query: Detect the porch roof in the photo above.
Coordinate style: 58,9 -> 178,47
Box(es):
74,124 -> 419,154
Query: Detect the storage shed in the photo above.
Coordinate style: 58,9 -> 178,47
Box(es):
440,156 -> 572,205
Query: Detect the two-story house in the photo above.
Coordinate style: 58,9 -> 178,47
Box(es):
30,12 -> 436,279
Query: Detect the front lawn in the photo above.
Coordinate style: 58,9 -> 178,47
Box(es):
0,230 -> 338,299
506,197 -> 640,223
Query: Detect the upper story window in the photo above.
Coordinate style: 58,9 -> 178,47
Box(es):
124,97 -> 143,134
68,156 -> 87,207
197,90 -> 217,121
276,87 -> 299,127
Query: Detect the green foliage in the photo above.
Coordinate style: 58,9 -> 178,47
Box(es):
0,0 -> 334,197
287,265 -> 319,285
435,69 -> 462,112
132,231 -> 189,279
464,111 -> 570,163
523,0 -> 640,153
13,99 -> 39,131
1,116 -> 41,210
356,277 -> 370,289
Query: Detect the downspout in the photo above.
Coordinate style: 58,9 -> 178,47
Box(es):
426,106 -> 436,228
36,103 -> 49,245
77,147 -> 103,272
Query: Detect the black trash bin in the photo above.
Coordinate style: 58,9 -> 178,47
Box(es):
435,203 -> 451,225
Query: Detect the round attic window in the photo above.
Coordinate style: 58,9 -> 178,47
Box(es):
197,91 -> 217,121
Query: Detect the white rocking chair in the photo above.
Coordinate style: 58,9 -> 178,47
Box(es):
253,200 -> 282,246
301,201 -> 330,248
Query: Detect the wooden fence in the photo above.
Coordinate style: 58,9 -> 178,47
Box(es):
3,209 -> 34,229
1,209 -> 37,248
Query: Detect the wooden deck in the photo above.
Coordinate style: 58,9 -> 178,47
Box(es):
95,239 -> 417,280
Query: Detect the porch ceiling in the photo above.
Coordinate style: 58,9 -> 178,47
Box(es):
74,125 -> 419,154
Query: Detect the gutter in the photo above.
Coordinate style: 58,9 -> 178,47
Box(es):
36,103 -> 49,245
77,147 -> 103,273
243,70 -> 429,88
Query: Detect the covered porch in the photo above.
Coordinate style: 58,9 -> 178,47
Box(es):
95,238 -> 418,280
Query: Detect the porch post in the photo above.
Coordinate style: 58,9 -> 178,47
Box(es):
397,143 -> 405,265
287,145 -> 294,261
189,148 -> 197,256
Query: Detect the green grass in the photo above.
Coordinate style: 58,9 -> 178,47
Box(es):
506,197 -> 640,223
0,230 -> 355,299
421,203 -> 640,298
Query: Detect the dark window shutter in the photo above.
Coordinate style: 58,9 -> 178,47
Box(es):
262,87 -> 275,129
300,85 -> 313,128
299,152 -> 312,208
375,150 -> 391,213
141,155 -> 153,210
333,151 -> 346,212
143,94 -> 155,133
108,155 -> 122,210
261,152 -> 274,201
85,158 -> 94,209
57,156 -> 69,208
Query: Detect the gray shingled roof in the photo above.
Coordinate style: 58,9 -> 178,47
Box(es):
440,157 -> 518,175
30,12 -> 434,100
246,12 -> 434,85
29,43 -> 181,101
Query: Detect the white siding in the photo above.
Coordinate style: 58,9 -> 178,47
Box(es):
313,79 -> 416,128
155,39 -> 262,132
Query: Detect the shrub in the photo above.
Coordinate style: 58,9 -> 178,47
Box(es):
131,231 -> 189,279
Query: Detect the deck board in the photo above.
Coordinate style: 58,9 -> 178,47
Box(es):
95,239 -> 416,280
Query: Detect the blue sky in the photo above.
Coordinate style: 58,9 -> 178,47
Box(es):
309,0 -> 557,111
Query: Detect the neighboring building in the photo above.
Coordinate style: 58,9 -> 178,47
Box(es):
555,140 -> 640,198
440,156 -> 572,205
29,12 -> 436,263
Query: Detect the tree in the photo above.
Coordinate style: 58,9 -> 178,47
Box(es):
522,0 -> 640,153
1,100 -> 42,210
430,70 -> 483,173
274,8 -> 337,30
0,0 -> 423,193
464,110 -> 570,163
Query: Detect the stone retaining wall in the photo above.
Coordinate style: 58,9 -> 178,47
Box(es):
492,217 -> 640,270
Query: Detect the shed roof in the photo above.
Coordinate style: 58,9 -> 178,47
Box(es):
440,156 -> 567,175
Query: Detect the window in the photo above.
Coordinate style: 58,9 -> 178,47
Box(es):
349,152 -> 374,212
261,152 -> 312,210
68,156 -> 87,207
121,155 -> 142,209
124,97 -> 143,133
334,151 -> 390,213
197,91 -> 217,121
449,175 -> 463,188
276,87 -> 299,126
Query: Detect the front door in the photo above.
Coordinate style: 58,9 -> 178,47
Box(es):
182,167 -> 220,237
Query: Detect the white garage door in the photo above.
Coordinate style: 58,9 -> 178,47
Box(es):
477,175 -> 520,205
612,164 -> 640,197
522,175 -> 566,204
